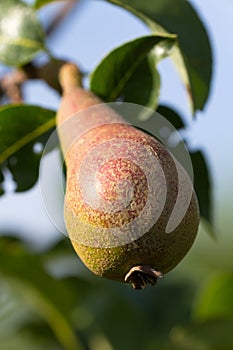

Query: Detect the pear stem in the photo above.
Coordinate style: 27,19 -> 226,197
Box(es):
124,265 -> 163,290
59,62 -> 83,93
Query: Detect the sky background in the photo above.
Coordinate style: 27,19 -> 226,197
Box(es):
0,0 -> 232,248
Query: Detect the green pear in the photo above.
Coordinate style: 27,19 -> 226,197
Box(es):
56,63 -> 199,289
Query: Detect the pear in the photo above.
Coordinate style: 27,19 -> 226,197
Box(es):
56,63 -> 199,289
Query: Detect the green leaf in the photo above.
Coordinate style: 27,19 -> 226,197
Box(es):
193,272 -> 233,321
171,319 -> 233,350
190,150 -> 212,224
0,0 -> 45,66
0,237 -> 84,350
120,54 -> 161,109
157,105 -> 185,130
7,131 -> 55,192
90,34 -> 176,105
34,0 -> 64,9
0,105 -> 55,164
0,105 -> 56,194
106,0 -> 213,112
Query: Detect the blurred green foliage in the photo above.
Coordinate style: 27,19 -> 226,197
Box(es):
0,0 -> 230,349
1,223 -> 233,350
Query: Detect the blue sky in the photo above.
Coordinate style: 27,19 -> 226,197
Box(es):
0,0 -> 232,246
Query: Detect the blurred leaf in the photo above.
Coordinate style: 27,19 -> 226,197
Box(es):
0,105 -> 56,194
0,0 -> 45,66
34,0 -> 64,9
0,334 -> 62,350
78,276 -> 195,350
200,217 -> 216,240
190,150 -> 212,225
90,34 -> 176,105
43,238 -> 74,258
13,318 -> 64,350
157,105 -> 185,130
107,0 -> 213,112
171,319 -> 233,350
0,237 -> 84,350
0,278 -> 62,350
193,272 -> 233,321
0,169 -> 4,195
0,278 -> 34,338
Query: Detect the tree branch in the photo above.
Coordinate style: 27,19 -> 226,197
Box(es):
46,0 -> 78,36
0,69 -> 28,104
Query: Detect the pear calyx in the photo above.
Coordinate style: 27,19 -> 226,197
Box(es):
124,265 -> 163,290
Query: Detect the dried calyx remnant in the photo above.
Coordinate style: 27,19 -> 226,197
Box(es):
124,266 -> 163,290
56,62 -> 200,290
